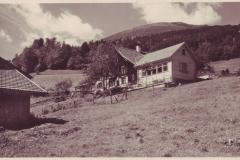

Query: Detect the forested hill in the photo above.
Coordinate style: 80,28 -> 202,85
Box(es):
12,23 -> 240,78
104,22 -> 200,41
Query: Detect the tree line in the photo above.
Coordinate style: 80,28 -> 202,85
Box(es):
12,24 -> 240,80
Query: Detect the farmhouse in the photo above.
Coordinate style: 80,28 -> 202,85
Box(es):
0,57 -> 47,127
112,42 -> 198,88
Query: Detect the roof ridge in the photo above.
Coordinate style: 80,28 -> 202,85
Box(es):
117,46 -> 144,55
0,56 -> 32,79
135,42 -> 185,66
15,70 -> 47,93
148,42 -> 185,54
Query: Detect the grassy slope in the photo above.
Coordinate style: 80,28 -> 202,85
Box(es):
31,70 -> 87,90
209,58 -> 240,73
1,76 -> 240,157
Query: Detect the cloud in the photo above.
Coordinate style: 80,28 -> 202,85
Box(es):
11,3 -> 103,47
0,29 -> 12,42
133,2 -> 222,25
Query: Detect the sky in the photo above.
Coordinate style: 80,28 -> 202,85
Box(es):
1,2 -> 240,60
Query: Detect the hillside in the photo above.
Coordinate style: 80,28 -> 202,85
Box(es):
209,58 -> 240,74
1,76 -> 240,156
31,70 -> 87,90
105,22 -> 200,41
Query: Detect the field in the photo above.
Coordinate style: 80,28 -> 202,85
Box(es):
31,70 -> 87,90
209,58 -> 240,74
1,76 -> 240,157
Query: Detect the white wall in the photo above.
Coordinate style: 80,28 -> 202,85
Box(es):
137,61 -> 172,85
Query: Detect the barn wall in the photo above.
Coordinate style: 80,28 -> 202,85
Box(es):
172,45 -> 197,81
0,93 -> 30,126
117,54 -> 137,84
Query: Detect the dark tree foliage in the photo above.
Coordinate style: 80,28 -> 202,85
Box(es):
19,47 -> 38,73
81,42 -> 90,57
88,42 -> 119,81
12,24 -> 240,76
13,38 -> 95,73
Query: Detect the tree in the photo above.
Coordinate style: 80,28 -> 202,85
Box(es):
81,41 -> 90,58
88,43 -> 119,82
55,79 -> 73,95
20,47 -> 38,73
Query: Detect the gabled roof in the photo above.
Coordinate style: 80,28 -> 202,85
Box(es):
0,57 -> 47,95
135,42 -> 185,66
115,47 -> 143,65
0,57 -> 32,79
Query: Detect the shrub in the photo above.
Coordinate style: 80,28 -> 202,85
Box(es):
236,68 -> 240,76
42,108 -> 49,115
225,69 -> 230,75
55,79 -> 73,95
221,70 -> 226,76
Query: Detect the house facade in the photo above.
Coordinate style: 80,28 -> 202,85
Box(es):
0,57 -> 47,128
114,42 -> 197,87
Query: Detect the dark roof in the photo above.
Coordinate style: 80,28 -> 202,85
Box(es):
0,57 -> 32,79
136,42 -> 185,66
0,57 -> 47,95
115,47 -> 143,65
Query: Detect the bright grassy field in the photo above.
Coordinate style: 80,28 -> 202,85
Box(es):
32,70 -> 87,90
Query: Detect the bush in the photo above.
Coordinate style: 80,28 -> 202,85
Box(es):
55,79 -> 73,95
221,70 -> 226,76
42,108 -> 49,115
225,69 -> 230,75
221,68 -> 230,76
236,68 -> 240,76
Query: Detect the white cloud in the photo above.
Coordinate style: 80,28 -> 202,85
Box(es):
133,2 -> 222,25
0,29 -> 12,42
11,3 -> 103,47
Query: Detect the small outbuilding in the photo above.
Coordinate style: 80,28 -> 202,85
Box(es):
0,57 -> 47,127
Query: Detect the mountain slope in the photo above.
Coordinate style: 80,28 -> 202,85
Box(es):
1,76 -> 240,156
105,22 -> 201,41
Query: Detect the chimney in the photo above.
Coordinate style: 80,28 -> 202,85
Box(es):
136,45 -> 141,53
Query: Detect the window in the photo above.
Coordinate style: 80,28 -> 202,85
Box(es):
142,70 -> 146,76
97,82 -> 103,88
182,49 -> 186,55
122,78 -> 125,84
109,81 -> 115,87
147,69 -> 151,76
163,63 -> 168,71
152,68 -> 156,74
132,74 -> 135,81
121,66 -> 126,74
157,65 -> 162,73
179,62 -> 188,73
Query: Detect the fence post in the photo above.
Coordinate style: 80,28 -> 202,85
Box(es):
125,87 -> 128,100
110,89 -> 113,104
92,94 -> 95,104
152,84 -> 154,96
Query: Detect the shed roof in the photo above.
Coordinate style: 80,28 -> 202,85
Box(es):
135,42 -> 185,66
0,57 -> 32,79
0,58 -> 47,95
115,47 -> 143,65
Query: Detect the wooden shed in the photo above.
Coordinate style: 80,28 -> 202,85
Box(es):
0,57 -> 47,127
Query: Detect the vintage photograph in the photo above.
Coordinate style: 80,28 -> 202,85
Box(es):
0,1 -> 240,157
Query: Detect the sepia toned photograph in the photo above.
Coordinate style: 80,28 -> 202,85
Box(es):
0,0 -> 240,157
